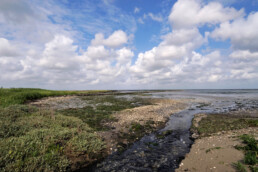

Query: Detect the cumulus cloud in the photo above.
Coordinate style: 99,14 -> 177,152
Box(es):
0,38 -> 19,57
130,49 -> 227,86
91,30 -> 128,48
228,49 -> 258,80
129,0 -> 256,87
209,12 -> 258,82
85,45 -> 111,59
130,28 -> 206,82
116,47 -> 134,65
1,0 -> 258,89
39,35 -> 78,70
0,29 -> 134,88
169,0 -> 244,29
230,50 -> 258,59
211,12 -> 258,52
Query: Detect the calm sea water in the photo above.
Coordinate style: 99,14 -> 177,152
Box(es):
149,89 -> 258,99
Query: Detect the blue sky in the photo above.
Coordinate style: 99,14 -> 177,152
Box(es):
0,0 -> 258,89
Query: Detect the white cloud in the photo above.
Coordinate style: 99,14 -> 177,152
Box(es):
210,12 -> 258,82
0,38 -> 19,57
39,35 -> 78,70
116,47 -> 134,65
1,0 -> 258,89
76,30 -> 134,86
211,12 -> 258,52
130,49 -> 227,86
86,45 -> 111,59
91,30 -> 128,48
134,7 -> 140,14
161,28 -> 206,48
138,18 -> 144,24
143,13 -> 163,22
131,27 -> 206,77
129,0 -> 258,88
169,0 -> 244,29
230,50 -> 258,59
0,0 -> 37,24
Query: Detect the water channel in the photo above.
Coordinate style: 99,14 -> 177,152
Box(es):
93,90 -> 258,172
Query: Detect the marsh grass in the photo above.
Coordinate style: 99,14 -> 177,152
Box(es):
0,105 -> 105,171
59,95 -> 152,131
234,134 -> 258,172
0,88 -> 108,107
0,88 -> 153,171
194,114 -> 258,137
233,162 -> 248,172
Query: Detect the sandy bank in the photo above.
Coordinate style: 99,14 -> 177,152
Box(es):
176,113 -> 258,172
98,98 -> 188,153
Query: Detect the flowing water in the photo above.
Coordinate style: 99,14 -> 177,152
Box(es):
93,90 -> 258,172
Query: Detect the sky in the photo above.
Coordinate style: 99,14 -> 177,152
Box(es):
0,0 -> 258,90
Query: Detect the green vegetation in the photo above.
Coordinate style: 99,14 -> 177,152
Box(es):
0,88 -> 153,171
0,105 -> 105,171
156,130 -> 173,139
0,88 -> 108,107
234,134 -> 258,172
59,96 -> 152,130
233,162 -> 248,172
193,114 -> 258,137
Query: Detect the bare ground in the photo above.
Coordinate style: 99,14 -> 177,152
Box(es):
30,96 -> 89,110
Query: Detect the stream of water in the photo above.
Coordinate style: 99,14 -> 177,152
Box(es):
92,90 -> 258,172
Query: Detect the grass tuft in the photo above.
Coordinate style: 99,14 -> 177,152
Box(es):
234,134 -> 258,172
195,114 -> 258,137
233,162 -> 247,172
205,147 -> 222,153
